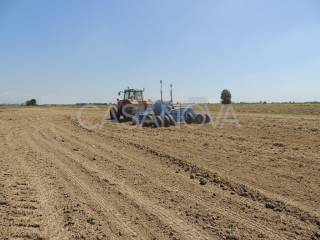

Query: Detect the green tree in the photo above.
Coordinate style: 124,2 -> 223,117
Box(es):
221,89 -> 232,104
26,99 -> 37,106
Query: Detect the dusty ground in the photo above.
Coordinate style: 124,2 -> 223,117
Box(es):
0,105 -> 319,240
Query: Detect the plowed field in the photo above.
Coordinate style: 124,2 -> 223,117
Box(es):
0,106 -> 319,240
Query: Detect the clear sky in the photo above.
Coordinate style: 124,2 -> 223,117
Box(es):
0,0 -> 319,104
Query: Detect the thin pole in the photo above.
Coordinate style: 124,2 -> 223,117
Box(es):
160,80 -> 163,102
170,84 -> 173,103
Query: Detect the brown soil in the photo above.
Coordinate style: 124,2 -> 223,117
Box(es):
0,106 -> 319,240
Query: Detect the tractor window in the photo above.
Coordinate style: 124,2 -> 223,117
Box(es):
123,90 -> 143,100
124,91 -> 129,100
128,91 -> 135,99
135,91 -> 143,100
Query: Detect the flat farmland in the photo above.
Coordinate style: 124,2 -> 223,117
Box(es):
0,104 -> 319,240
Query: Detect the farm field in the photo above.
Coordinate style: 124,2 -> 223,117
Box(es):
0,105 -> 319,240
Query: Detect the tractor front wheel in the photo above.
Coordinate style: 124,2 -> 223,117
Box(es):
110,107 -> 119,121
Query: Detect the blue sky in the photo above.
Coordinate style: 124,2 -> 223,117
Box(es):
0,0 -> 319,104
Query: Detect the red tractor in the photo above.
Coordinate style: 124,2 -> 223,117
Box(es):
110,88 -> 152,121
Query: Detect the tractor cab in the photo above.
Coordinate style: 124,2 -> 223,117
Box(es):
110,88 -> 152,121
120,89 -> 144,102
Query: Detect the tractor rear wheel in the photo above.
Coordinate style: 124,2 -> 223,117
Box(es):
122,106 -> 136,121
195,114 -> 205,124
185,112 -> 194,124
132,117 -> 139,126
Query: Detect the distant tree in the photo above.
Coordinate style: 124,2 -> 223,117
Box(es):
220,89 -> 232,104
26,99 -> 37,106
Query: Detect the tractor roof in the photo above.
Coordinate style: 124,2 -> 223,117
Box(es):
124,88 -> 144,92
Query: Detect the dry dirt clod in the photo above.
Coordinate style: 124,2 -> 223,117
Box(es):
225,234 -> 239,240
265,202 -> 275,209
273,142 -> 285,148
87,218 -> 96,225
199,178 -> 207,185
312,232 -> 320,240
